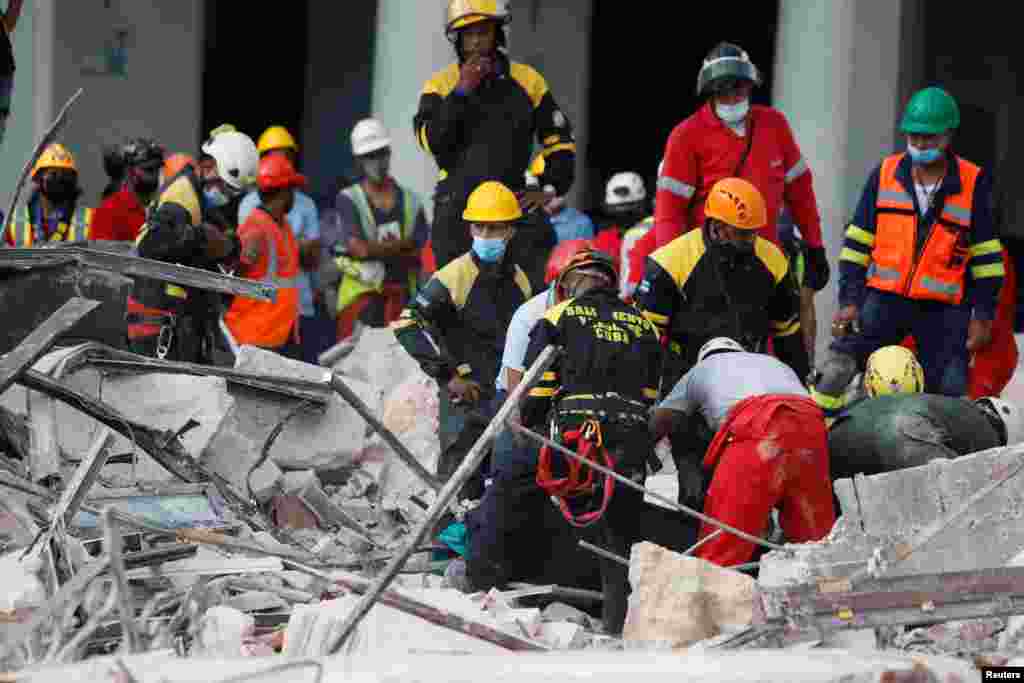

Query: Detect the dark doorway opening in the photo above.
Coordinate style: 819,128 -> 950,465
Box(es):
585,3 -> 781,215
201,0 -> 310,152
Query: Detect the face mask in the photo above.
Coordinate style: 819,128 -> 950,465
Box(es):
362,157 -> 390,183
472,236 -> 507,263
42,176 -> 80,204
204,186 -> 229,208
908,142 -> 943,166
715,99 -> 749,124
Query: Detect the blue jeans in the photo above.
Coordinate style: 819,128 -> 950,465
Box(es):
299,313 -> 336,365
831,289 -> 971,395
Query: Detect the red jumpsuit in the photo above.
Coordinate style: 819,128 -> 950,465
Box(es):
592,225 -> 625,270
91,185 -> 147,242
901,250 -> 1018,398
695,394 -> 836,567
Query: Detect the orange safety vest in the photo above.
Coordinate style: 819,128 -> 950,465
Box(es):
868,153 -> 980,305
225,208 -> 302,349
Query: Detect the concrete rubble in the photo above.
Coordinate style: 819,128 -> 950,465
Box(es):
2,317 -> 1024,681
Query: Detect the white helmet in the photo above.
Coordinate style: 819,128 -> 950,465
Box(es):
976,397 -> 1024,446
201,131 -> 258,192
697,337 -> 745,364
605,172 -> 646,207
658,159 -> 665,177
351,118 -> 391,157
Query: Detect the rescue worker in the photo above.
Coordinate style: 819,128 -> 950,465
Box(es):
393,180 -> 531,498
621,161 -> 663,301
630,42 -> 830,300
92,138 -> 165,243
198,123 -> 237,180
814,87 -> 1004,420
126,153 -> 238,363
327,118 -> 429,340
224,153 -> 304,358
637,177 -> 806,506
519,249 -> 668,635
459,241 -> 601,598
528,155 -> 594,244
199,129 -> 259,240
650,337 -> 835,568
593,171 -> 649,273
830,394 -> 1023,484
240,125 -> 325,363
414,0 -> 571,275
4,144 -> 94,246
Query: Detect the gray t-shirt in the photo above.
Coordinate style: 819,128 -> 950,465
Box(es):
660,351 -> 807,431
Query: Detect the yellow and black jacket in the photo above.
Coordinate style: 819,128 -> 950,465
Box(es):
413,52 -> 576,203
393,252 -> 531,389
636,227 -> 802,372
521,288 -> 663,430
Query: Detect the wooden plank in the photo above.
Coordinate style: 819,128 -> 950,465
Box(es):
0,297 -> 100,395
325,346 -> 559,653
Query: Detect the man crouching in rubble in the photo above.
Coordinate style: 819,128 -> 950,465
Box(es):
650,337 -> 835,568
126,154 -> 239,363
516,249 -> 665,635
829,346 -> 1024,481
393,181 -> 531,499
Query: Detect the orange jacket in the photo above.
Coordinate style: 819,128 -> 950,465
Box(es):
903,250 -> 1018,398
225,207 -> 301,349
869,154 -> 979,305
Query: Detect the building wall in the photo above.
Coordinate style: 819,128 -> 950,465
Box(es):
42,0 -> 203,207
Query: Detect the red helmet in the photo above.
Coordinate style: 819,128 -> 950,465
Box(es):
545,239 -> 593,284
257,153 -> 307,192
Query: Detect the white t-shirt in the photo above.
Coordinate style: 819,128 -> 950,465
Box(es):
496,287 -> 556,392
659,351 -> 808,431
914,182 -> 939,216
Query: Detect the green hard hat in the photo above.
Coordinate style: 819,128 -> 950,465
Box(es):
900,87 -> 960,135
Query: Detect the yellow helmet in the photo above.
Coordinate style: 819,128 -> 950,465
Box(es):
257,125 -> 298,154
32,144 -> 77,178
864,346 -> 925,398
446,0 -> 509,33
463,181 -> 522,222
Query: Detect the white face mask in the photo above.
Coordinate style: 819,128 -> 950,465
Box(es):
715,99 -> 750,124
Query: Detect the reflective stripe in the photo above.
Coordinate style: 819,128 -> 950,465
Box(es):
542,142 -> 576,156
541,372 -> 557,381
918,276 -> 960,297
971,263 -> 1006,279
529,387 -> 557,397
840,247 -> 870,266
774,318 -> 801,336
878,189 -> 914,207
845,225 -> 875,247
390,318 -> 416,330
166,284 -> 187,299
456,363 -> 473,377
784,157 -> 808,184
642,310 -> 669,326
417,125 -> 432,154
657,176 -> 695,199
642,388 -> 658,400
873,266 -> 901,281
941,203 -> 971,224
810,387 -> 845,410
969,239 -> 1003,258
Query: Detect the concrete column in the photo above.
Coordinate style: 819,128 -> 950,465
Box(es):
0,0 -> 40,207
370,1 -> 452,221
772,0 -> 907,361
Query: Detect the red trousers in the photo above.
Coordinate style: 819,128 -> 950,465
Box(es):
695,394 -> 836,567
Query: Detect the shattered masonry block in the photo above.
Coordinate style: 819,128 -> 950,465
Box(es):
623,541 -> 755,650
336,327 -> 425,404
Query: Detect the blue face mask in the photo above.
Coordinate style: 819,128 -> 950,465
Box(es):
472,236 -> 507,263
907,143 -> 943,166
204,186 -> 229,208
715,99 -> 749,124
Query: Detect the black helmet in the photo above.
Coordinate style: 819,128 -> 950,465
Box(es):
121,137 -> 165,169
696,42 -> 762,97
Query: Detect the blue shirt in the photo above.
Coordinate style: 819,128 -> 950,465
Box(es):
549,207 -> 595,243
239,190 -> 320,317
497,287 -> 556,391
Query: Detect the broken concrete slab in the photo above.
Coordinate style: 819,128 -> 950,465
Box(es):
623,542 -> 756,650
195,606 -> 254,658
335,326 -> 424,405
762,443 -> 1024,591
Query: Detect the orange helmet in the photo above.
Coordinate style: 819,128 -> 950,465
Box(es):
704,177 -> 767,230
545,239 -> 593,284
257,153 -> 307,192
162,153 -> 197,180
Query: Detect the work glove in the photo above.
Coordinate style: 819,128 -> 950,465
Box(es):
804,245 -> 831,291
